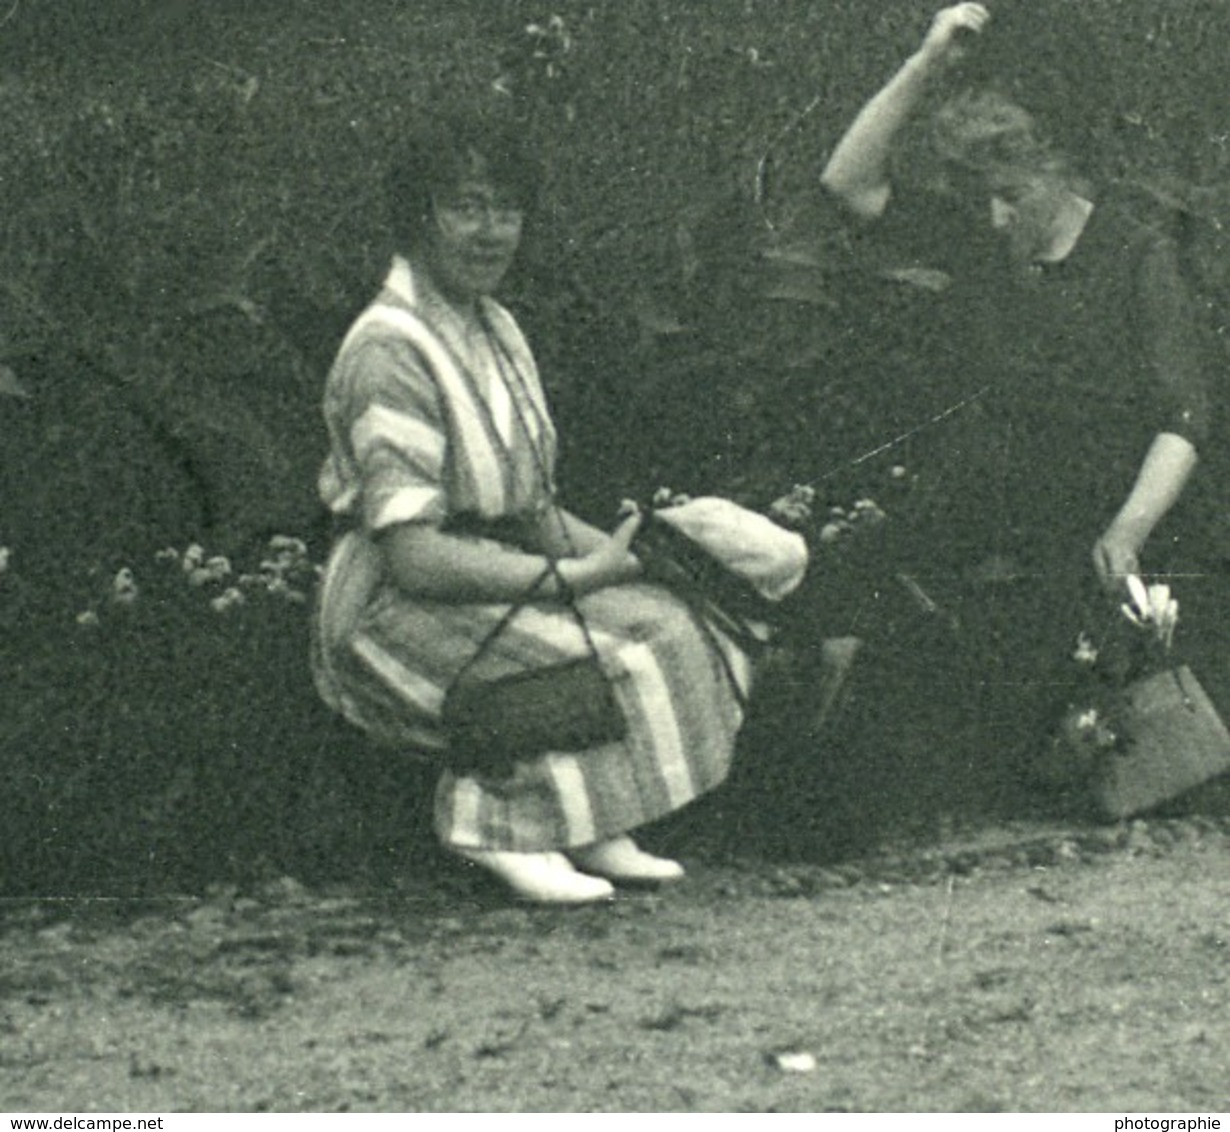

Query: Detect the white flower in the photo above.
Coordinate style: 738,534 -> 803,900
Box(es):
76,609 -> 100,626
1072,632 -> 1099,665
111,567 -> 139,604
769,484 -> 816,526
154,547 -> 179,563
0,546 -> 10,573
1075,708 -> 1100,732
182,543 -> 205,571
204,555 -> 232,580
852,499 -> 886,523
1121,573 -> 1180,650
651,486 -> 690,508
268,535 -> 307,558
818,522 -> 847,544
210,587 -> 245,613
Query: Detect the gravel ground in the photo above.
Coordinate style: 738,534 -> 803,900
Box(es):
4,815 -> 1230,1113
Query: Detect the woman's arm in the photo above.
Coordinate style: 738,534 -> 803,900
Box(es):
379,523 -> 561,603
820,3 -> 989,219
379,511 -> 642,603
1092,431 -> 1198,591
1092,234 -> 1212,592
532,505 -> 614,559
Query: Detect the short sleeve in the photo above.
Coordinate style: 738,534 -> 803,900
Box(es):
1135,235 -> 1212,447
338,335 -> 450,531
837,181 -> 993,278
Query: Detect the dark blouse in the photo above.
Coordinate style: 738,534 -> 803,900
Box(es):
993,199 -> 1209,446
855,188 -> 1216,578
791,182 -> 1228,749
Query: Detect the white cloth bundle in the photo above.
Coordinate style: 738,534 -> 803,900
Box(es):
650,496 -> 809,602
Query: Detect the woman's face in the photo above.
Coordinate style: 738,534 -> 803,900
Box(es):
985,168 -> 1068,264
422,176 -> 523,303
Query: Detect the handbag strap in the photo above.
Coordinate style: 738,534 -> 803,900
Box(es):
481,322 -> 752,711
675,589 -> 751,713
448,555 -> 607,694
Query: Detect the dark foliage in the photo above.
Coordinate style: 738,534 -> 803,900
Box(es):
2,1 -> 1228,892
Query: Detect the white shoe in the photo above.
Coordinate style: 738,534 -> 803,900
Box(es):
451,847 -> 615,905
568,835 -> 686,884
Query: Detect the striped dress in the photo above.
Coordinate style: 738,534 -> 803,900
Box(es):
312,257 -> 754,852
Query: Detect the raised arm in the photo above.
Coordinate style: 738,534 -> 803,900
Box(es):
821,3 -> 989,219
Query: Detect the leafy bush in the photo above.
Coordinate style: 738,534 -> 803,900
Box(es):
3,0 -> 1229,890
0,536 -> 412,894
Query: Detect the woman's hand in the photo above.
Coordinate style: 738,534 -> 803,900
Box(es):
1092,521 -> 1145,597
919,3 -> 990,66
557,512 -> 643,597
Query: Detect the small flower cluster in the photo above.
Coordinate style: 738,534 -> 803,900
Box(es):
766,484 -> 815,529
1072,631 -> 1099,666
1051,575 -> 1184,773
245,535 -> 318,605
75,535 -> 319,625
650,486 -> 693,510
1067,705 -> 1121,753
645,481 -> 890,546
493,14 -> 574,101
524,14 -> 572,78
112,567 -> 139,605
816,498 -> 888,545
769,464 -> 905,541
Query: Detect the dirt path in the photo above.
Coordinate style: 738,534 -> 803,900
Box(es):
3,819 -> 1230,1113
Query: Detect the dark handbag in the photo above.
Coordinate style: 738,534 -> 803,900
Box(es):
438,328 -> 627,775
440,563 -> 626,776
1091,663 -> 1230,819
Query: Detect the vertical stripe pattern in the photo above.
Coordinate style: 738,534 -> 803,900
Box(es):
313,259 -> 757,851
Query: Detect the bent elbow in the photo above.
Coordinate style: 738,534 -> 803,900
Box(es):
819,170 -> 890,220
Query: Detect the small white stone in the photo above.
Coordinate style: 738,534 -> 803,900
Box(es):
772,1051 -> 817,1073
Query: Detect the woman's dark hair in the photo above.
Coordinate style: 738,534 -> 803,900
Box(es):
387,111 -> 544,251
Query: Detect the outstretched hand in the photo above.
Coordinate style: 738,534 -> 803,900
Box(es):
920,3 -> 990,64
559,511 -> 643,596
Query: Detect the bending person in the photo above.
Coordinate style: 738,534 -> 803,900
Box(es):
820,5 -> 1218,791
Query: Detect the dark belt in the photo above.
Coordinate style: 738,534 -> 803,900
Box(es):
440,512 -> 540,550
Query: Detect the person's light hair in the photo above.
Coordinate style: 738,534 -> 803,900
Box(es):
930,88 -> 1090,195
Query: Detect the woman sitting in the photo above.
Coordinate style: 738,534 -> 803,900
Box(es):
311,111 -> 779,903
